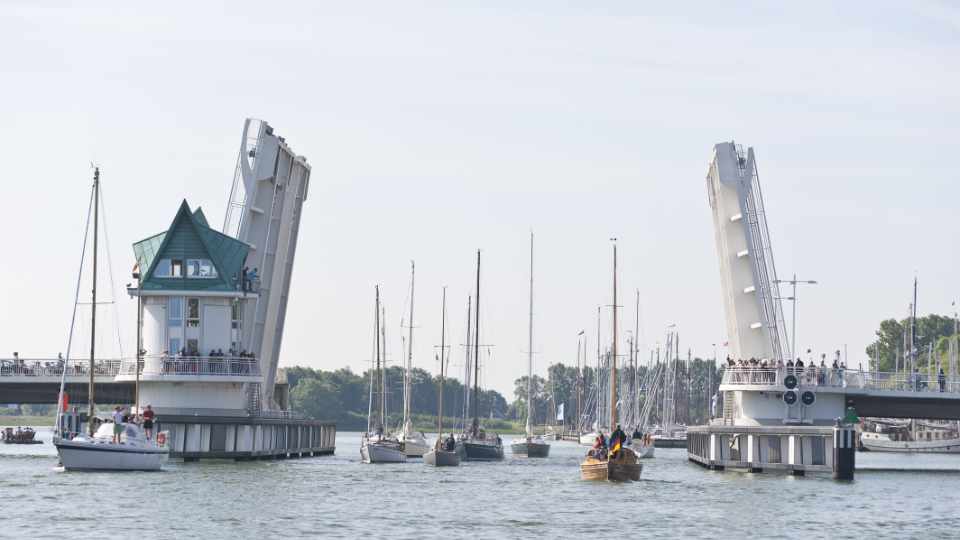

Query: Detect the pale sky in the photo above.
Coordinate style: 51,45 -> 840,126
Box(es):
1,1 -> 958,397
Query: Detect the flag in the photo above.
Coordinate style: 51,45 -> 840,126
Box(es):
610,436 -> 621,455
556,403 -> 564,421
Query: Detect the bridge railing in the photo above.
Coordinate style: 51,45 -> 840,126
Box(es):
721,366 -> 960,394
0,358 -> 122,378
123,355 -> 261,377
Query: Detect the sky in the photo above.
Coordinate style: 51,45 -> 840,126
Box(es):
1,1 -> 958,397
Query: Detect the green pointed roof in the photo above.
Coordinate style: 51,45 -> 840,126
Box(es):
133,200 -> 250,292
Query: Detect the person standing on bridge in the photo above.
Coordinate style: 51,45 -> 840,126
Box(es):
939,368 -> 946,393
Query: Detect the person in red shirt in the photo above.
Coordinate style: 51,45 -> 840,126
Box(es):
142,405 -> 156,440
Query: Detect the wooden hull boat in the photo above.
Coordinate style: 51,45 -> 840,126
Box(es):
580,447 -> 642,482
424,449 -> 460,466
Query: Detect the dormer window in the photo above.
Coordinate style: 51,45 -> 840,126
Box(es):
154,259 -> 184,278
186,259 -> 217,278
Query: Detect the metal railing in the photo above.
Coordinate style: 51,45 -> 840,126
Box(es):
131,355 -> 261,377
0,358 -> 122,377
720,367 -> 960,394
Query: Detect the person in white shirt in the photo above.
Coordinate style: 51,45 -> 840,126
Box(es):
112,406 -> 124,443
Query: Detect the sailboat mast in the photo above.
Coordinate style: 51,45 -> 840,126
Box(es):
472,250 -> 481,435
526,233 -> 534,437
596,305 -> 601,431
438,287 -> 447,435
610,240 -> 618,430
911,277 -> 918,375
404,261 -> 415,429
88,167 -> 99,435
462,296 -> 472,429
375,285 -> 383,433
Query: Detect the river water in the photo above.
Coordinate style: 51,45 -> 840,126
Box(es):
2,428 -> 959,539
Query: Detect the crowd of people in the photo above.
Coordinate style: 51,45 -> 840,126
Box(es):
162,347 -> 257,374
725,352 -> 851,387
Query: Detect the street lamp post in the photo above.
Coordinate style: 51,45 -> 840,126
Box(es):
775,274 -> 818,362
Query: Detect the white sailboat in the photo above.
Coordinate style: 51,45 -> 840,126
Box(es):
53,167 -> 170,471
511,233 -> 550,457
361,285 -> 406,464
394,261 -> 429,458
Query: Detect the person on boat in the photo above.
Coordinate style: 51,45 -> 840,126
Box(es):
590,434 -> 607,459
444,434 -> 455,451
610,425 -> 626,458
143,405 -> 156,440
111,406 -> 124,443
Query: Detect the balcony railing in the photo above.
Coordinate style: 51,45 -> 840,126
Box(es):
0,358 -> 122,378
126,355 -> 261,377
720,366 -> 960,394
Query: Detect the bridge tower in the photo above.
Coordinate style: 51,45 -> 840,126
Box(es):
706,142 -> 789,362
223,119 -> 311,410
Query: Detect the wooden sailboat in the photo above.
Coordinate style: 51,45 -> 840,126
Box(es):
455,250 -> 504,461
361,285 -> 406,464
394,261 -> 429,458
511,233 -> 550,457
580,240 -> 641,481
425,287 -> 460,467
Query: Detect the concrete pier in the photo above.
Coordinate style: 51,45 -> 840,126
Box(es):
688,424 -> 834,476
156,415 -> 336,460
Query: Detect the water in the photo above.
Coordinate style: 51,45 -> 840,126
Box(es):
3,428 -> 960,539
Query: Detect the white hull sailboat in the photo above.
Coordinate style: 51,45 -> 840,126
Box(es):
393,262 -> 429,458
361,285 -> 407,464
511,234 -> 550,458
54,168 -> 169,471
56,423 -> 169,471
361,434 -> 407,463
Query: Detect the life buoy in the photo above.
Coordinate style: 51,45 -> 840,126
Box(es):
157,432 -> 167,446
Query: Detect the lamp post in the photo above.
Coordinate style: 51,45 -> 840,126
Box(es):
775,274 -> 818,362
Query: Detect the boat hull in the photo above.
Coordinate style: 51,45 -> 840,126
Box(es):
510,441 -> 550,457
424,449 -> 460,466
399,438 -> 430,458
361,441 -> 407,463
55,440 -> 169,471
860,433 -> 960,453
633,443 -> 655,459
456,440 -> 504,461
653,436 -> 686,448
580,448 -> 642,482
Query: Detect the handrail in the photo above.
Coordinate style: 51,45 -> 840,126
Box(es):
720,366 -> 960,394
0,358 -> 122,377
129,355 -> 260,376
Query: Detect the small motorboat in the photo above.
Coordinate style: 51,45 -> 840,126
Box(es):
55,422 -> 169,471
2,427 -> 42,445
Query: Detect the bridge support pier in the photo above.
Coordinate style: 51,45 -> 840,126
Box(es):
832,421 -> 856,481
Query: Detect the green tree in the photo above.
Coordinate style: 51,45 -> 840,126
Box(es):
290,378 -> 342,422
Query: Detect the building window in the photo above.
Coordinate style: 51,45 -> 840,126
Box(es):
231,302 -> 242,330
154,259 -> 184,278
186,338 -> 199,355
168,297 -> 182,327
186,259 -> 217,279
169,337 -> 181,356
187,298 -> 200,327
